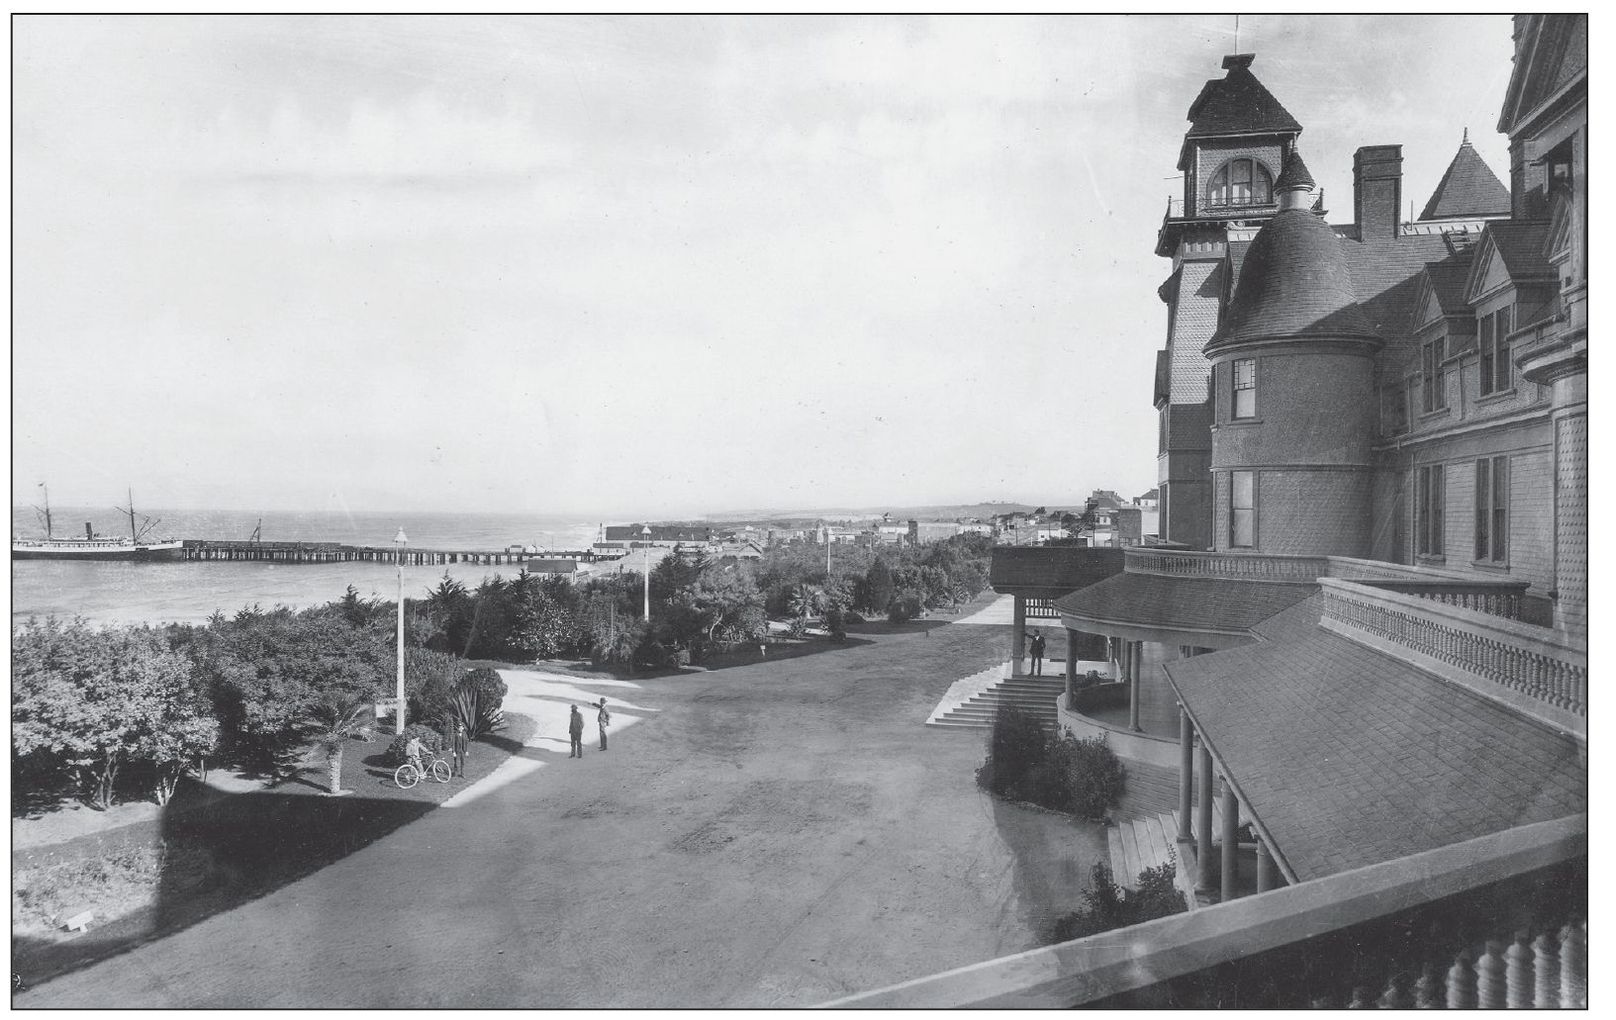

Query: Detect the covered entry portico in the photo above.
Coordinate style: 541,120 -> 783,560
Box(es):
987,546 -> 1125,679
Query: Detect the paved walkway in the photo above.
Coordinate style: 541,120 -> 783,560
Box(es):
17,621 -> 1106,1008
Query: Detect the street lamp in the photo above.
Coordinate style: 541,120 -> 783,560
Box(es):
641,525 -> 652,620
394,527 -> 408,735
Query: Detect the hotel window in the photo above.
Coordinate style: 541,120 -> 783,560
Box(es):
1421,337 -> 1447,412
1207,159 -> 1274,209
1416,464 -> 1444,557
1230,470 -> 1256,548
1474,456 -> 1509,564
1232,358 -> 1257,419
1478,305 -> 1514,395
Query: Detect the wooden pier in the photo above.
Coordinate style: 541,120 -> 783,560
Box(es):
181,540 -> 608,566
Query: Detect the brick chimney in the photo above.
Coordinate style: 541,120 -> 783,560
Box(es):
1353,145 -> 1403,239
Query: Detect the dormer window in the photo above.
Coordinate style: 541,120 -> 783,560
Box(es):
1208,158 -> 1274,209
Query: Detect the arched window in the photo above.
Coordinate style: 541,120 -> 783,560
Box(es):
1207,158 -> 1274,209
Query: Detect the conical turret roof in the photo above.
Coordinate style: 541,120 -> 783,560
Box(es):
1274,145 -> 1315,193
1205,205 -> 1378,353
1419,133 -> 1510,220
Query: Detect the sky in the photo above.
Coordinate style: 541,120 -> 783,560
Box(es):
12,15 -> 1518,517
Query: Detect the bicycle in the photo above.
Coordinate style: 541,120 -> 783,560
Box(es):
394,750 -> 453,789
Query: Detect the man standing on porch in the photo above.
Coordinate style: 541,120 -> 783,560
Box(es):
1024,629 -> 1046,676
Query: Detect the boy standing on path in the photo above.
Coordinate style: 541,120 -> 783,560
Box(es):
568,705 -> 584,759
597,697 -> 611,751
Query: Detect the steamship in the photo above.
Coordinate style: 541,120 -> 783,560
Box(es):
12,486 -> 185,561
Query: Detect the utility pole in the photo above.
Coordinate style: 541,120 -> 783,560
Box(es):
394,528 -> 408,734
641,525 -> 652,620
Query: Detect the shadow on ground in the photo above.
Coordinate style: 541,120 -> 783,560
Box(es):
12,720 -> 535,991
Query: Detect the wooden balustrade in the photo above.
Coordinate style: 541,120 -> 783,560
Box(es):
1304,921 -> 1587,1009
1124,548 -> 1328,583
1355,579 -> 1529,621
1124,549 -> 1525,591
1318,579 -> 1586,727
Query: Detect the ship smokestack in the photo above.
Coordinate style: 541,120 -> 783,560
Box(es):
85,522 -> 93,539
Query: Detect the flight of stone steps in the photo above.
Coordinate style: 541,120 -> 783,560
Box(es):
927,665 -> 1066,731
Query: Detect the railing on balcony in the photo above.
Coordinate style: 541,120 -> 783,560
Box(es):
1123,550 -> 1534,621
820,816 -> 1584,1009
1357,579 -> 1529,621
1125,547 -> 1329,584
1318,578 -> 1585,730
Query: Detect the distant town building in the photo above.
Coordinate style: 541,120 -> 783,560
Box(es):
603,524 -> 713,546
907,520 -> 962,544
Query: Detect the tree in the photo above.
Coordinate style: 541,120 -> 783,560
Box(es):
509,584 -> 574,661
302,692 -> 373,795
13,620 -> 216,808
864,558 -> 896,615
191,606 -> 390,775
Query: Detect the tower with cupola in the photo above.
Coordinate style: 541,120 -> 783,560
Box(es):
1154,54 -> 1301,550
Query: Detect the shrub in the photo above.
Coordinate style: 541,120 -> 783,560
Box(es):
1049,861 -> 1185,943
887,588 -> 925,623
823,607 -> 847,641
976,704 -> 1049,797
385,724 -> 444,765
976,708 -> 1124,820
454,668 -> 507,736
1048,733 -> 1125,821
785,617 -> 809,639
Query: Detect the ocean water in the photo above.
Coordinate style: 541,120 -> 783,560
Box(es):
10,507 -> 614,627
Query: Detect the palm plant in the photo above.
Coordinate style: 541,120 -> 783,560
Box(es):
789,584 -> 822,623
303,693 -> 373,796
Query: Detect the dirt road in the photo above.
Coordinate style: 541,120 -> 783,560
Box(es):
17,613 -> 1105,1008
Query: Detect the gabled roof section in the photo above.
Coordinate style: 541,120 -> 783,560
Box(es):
1419,135 -> 1511,220
1464,221 -> 1554,303
1498,15 -> 1588,135
1339,230 -> 1457,348
1177,54 -> 1302,169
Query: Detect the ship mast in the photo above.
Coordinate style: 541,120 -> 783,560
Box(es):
112,489 -> 162,544
39,483 -> 52,539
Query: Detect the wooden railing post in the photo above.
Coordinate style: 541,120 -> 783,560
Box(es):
1445,951 -> 1477,1009
1531,930 -> 1559,1007
1560,921 -> 1586,1008
1504,932 -> 1533,1008
1412,962 -> 1441,1007
1476,941 -> 1506,1008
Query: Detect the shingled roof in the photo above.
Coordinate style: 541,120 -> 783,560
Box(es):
1419,136 -> 1511,220
1054,572 -> 1314,638
1165,627 -> 1586,882
1207,208 -> 1379,352
1186,54 -> 1303,139
989,547 -> 1124,598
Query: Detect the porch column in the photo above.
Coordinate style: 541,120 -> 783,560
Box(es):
1177,707 -> 1194,842
1256,839 -> 1277,893
1012,595 -> 1026,673
1128,641 -> 1143,732
1064,630 -> 1079,702
1221,783 -> 1240,903
1195,741 -> 1215,894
